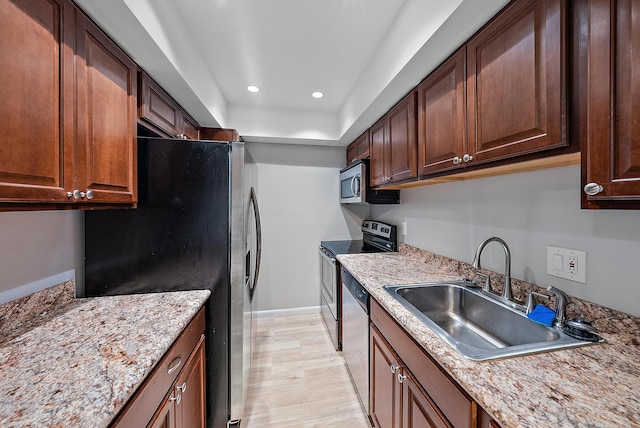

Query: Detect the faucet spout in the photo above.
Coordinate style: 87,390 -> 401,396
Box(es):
472,237 -> 512,301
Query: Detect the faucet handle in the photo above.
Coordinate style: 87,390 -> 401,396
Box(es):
525,291 -> 549,314
546,286 -> 568,327
474,271 -> 491,292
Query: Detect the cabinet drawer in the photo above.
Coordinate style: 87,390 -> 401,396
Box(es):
371,299 -> 474,428
111,307 -> 205,427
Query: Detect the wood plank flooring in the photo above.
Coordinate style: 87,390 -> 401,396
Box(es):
243,313 -> 372,428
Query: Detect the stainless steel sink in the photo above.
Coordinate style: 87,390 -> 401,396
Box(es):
384,281 -> 602,361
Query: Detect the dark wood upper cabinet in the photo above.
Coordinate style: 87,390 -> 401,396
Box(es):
466,0 -> 567,165
370,92 -> 418,187
370,117 -> 388,187
581,0 -> 640,208
0,0 -> 137,207
139,71 -> 201,140
417,48 -> 467,176
0,0 -> 74,202
75,9 -> 137,204
346,130 -> 370,165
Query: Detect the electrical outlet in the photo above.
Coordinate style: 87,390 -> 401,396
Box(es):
547,246 -> 586,283
401,221 -> 408,236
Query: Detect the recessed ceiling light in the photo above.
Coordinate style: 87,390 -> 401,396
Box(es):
312,91 -> 324,99
247,85 -> 260,93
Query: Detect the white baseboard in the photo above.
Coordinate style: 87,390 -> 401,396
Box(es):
0,269 -> 75,305
255,305 -> 321,319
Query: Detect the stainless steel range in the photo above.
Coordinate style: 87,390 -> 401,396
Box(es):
318,220 -> 397,351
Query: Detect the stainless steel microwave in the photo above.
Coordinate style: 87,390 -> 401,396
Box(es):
339,160 -> 399,204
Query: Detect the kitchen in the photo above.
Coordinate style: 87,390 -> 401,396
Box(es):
1,0 -> 639,427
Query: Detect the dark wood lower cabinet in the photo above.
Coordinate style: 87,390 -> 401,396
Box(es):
371,324 -> 451,428
370,325 -> 402,428
111,309 -> 206,428
403,372 -> 450,428
370,299 -> 500,428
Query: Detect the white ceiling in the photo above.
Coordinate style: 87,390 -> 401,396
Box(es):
74,0 -> 510,146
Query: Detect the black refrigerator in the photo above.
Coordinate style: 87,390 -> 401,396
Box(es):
83,137 -> 261,428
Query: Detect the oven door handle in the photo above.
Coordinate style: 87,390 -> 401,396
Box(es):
319,247 -> 336,265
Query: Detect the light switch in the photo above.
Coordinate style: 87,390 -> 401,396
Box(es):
553,253 -> 563,271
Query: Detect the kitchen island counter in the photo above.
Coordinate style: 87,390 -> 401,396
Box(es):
338,245 -> 640,428
0,282 -> 210,427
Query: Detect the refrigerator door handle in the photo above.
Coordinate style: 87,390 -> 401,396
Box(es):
249,187 -> 261,303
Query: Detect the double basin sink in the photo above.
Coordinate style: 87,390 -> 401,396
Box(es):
384,281 -> 601,361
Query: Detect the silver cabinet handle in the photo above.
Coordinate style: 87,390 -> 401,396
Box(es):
397,373 -> 407,384
169,392 -> 182,405
463,153 -> 473,163
72,189 -> 84,199
390,364 -> 401,374
352,157 -> 358,163
167,355 -> 182,374
66,191 -> 73,199
453,156 -> 461,165
584,182 -> 604,195
85,190 -> 94,200
176,382 -> 187,393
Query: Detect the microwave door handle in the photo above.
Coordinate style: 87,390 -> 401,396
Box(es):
351,174 -> 358,197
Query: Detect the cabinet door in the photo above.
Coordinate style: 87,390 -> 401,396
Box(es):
346,130 -> 370,165
175,337 -> 206,428
0,0 -> 73,202
387,91 -> 417,183
466,0 -> 566,164
75,10 -> 137,204
370,325 -> 402,428
582,0 -> 640,207
140,72 -> 181,138
370,118 -> 388,187
180,112 -> 200,140
418,48 -> 467,176
402,373 -> 451,428
149,392 -> 176,428
346,142 -> 359,166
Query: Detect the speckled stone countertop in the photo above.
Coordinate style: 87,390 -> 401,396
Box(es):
338,245 -> 640,428
0,282 -> 210,427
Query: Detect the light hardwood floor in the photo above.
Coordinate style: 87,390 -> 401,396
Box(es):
243,313 -> 372,428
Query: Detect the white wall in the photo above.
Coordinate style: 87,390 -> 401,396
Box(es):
247,142 -> 368,312
371,165 -> 640,317
0,210 -> 82,303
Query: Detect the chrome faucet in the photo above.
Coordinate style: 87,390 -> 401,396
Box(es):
471,237 -> 513,301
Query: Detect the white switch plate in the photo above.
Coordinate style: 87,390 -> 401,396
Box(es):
547,246 -> 587,283
401,221 -> 408,236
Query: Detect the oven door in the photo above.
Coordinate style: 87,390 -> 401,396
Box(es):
319,248 -> 338,318
319,247 -> 340,350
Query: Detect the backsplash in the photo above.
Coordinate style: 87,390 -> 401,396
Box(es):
399,244 -> 639,347
0,281 -> 76,346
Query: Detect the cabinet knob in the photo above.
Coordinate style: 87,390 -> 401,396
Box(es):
85,190 -> 94,200
453,156 -> 461,165
390,364 -> 401,374
66,191 -> 73,199
352,158 -> 358,163
584,182 -> 604,196
176,382 -> 187,393
397,373 -> 407,384
463,153 -> 473,163
72,189 -> 84,199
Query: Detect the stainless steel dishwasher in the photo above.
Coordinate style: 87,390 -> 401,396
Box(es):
341,266 -> 370,414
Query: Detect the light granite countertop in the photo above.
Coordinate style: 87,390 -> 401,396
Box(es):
0,282 -> 210,428
338,245 -> 640,428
